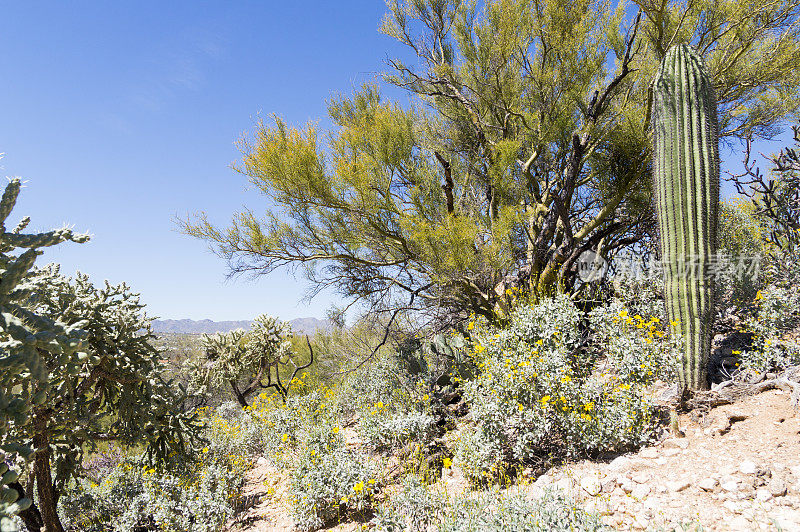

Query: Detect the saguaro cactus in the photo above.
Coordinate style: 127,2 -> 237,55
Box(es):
652,43 -> 720,390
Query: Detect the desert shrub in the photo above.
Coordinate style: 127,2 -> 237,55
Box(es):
372,478 -> 603,532
358,408 -> 439,452
456,295 -> 658,485
716,199 -> 769,310
57,398 -> 266,531
60,454 -> 244,532
736,286 -> 800,374
290,423 -> 380,531
588,300 -> 680,384
335,355 -> 412,417
609,271 -> 667,321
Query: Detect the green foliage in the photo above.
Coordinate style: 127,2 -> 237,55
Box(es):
186,314 -> 305,406
456,295 -> 659,486
57,402 -> 257,532
717,199 -> 768,309
737,286 -> 800,374
372,476 -> 604,532
652,43 -> 720,390
588,300 -> 680,385
0,265 -> 205,531
0,178 -> 88,523
290,425 -> 379,531
183,0 -> 800,328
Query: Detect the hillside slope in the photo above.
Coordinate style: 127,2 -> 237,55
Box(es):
226,388 -> 800,531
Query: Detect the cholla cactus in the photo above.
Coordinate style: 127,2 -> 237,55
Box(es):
191,314 -> 311,406
12,265 -> 204,532
652,44 -> 720,390
0,178 -> 87,523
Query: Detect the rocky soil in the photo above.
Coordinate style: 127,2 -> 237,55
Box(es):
228,387 -> 800,531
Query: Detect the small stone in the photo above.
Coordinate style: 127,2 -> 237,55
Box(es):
662,438 -> 689,450
667,480 -> 691,492
580,476 -> 602,496
256,456 -> 268,465
655,457 -> 668,465
740,461 -> 758,475
723,500 -> 741,513
699,477 -> 719,491
722,480 -> 739,492
632,472 -> 650,484
640,448 -> 659,459
663,448 -> 681,457
756,488 -> 772,502
633,513 -> 649,529
609,456 -> 630,470
729,516 -> 751,530
631,484 -> 651,499
620,479 -> 635,494
612,487 -> 625,497
769,478 -> 788,497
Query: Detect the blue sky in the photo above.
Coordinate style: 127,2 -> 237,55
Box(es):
1,1 -> 407,321
0,2 -> 792,321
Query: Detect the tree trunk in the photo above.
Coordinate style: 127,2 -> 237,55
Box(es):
229,380 -> 249,407
33,417 -> 64,532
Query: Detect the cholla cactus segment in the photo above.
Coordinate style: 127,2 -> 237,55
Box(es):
0,178 -> 88,519
652,43 -> 720,390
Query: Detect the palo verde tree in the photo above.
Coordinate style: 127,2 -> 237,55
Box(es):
0,178 -> 88,528
5,265 -> 204,532
188,314 -> 313,406
183,0 -> 800,327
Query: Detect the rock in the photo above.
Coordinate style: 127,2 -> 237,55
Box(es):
729,516 -> 752,530
633,513 -> 650,529
723,500 -> 741,513
554,477 -> 574,493
600,515 -> 616,528
640,448 -> 659,459
667,480 -> 691,492
662,438 -> 689,450
769,478 -> 788,497
631,484 -> 651,499
632,472 -> 651,484
601,476 -> 617,493
609,456 -> 630,470
663,448 -> 681,457
655,457 -> 668,465
756,488 -> 772,502
580,476 -> 602,496
698,477 -> 719,491
740,460 -> 758,475
620,479 -> 635,494
256,456 -> 268,465
771,509 -> 800,529
722,480 -> 739,492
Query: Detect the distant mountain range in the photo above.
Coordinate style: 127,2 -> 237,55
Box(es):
152,317 -> 332,335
